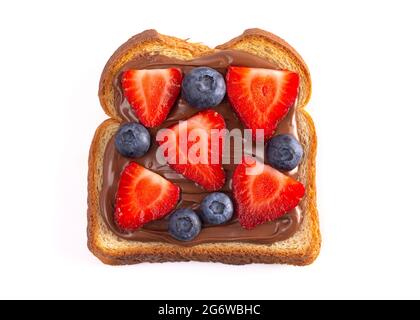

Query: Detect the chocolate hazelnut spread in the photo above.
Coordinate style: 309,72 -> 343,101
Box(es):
100,50 -> 303,246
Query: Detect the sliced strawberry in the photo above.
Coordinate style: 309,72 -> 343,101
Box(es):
121,68 -> 182,127
232,156 -> 305,229
115,162 -> 180,231
158,110 -> 226,191
226,66 -> 299,140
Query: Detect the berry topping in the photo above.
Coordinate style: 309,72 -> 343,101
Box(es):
122,68 -> 182,127
115,123 -> 151,158
232,157 -> 305,229
200,192 -> 234,225
182,67 -> 226,108
115,162 -> 180,231
267,134 -> 303,171
168,209 -> 202,241
226,66 -> 299,140
158,109 -> 226,191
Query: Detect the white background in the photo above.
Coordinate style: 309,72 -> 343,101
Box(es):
0,0 -> 419,300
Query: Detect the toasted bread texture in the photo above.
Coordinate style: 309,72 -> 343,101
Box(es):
88,29 -> 320,265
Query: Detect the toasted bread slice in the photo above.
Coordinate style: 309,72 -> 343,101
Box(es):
88,29 -> 320,265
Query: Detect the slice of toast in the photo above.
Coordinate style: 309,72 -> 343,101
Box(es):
88,29 -> 320,265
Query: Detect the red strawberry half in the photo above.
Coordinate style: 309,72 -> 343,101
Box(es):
158,110 -> 226,191
121,68 -> 182,127
115,162 -> 180,231
233,156 -> 305,229
226,66 -> 299,140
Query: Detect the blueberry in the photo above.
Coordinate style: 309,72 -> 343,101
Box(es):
182,67 -> 226,108
115,123 -> 151,158
168,209 -> 202,241
266,134 -> 303,171
200,192 -> 233,225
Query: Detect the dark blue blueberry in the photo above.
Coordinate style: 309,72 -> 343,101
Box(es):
182,67 -> 226,108
115,123 -> 151,158
168,209 -> 202,241
200,192 -> 233,225
266,134 -> 303,171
